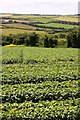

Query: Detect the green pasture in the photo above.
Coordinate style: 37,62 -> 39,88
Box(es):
37,23 -> 78,29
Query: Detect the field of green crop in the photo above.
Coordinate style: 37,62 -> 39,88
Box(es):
1,14 -> 79,119
2,46 -> 78,63
1,46 -> 80,120
37,23 -> 78,29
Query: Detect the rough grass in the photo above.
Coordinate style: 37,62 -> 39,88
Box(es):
1,28 -> 47,35
2,23 -> 36,30
54,16 -> 78,22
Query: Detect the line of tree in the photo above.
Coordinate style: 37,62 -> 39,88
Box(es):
1,32 -> 58,48
1,28 -> 80,48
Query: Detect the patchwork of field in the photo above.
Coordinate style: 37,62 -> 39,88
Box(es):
1,14 -> 78,43
1,14 -> 80,119
1,46 -> 80,120
1,14 -> 78,22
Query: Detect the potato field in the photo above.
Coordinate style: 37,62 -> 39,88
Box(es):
1,46 -> 80,120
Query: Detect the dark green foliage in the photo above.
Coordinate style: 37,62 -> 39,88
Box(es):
1,99 -> 80,120
2,61 -> 78,85
2,80 -> 79,103
44,35 -> 50,47
1,47 -> 79,120
67,28 -> 80,48
2,35 -> 13,46
59,33 -> 66,38
44,35 -> 57,48
29,32 -> 39,46
2,33 -> 57,48
49,37 -> 57,47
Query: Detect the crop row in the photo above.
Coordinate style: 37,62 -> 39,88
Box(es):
2,80 -> 79,103
1,99 -> 80,120
2,63 -> 79,84
2,47 -> 78,64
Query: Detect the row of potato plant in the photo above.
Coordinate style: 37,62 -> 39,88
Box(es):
2,62 -> 79,84
2,80 -> 79,103
1,99 -> 80,120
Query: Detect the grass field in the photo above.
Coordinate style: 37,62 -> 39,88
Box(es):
1,28 -> 47,35
28,16 -> 57,23
2,23 -> 37,30
54,15 -> 78,22
37,23 -> 78,29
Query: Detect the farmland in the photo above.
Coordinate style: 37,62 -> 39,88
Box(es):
2,23 -> 37,30
37,23 -> 78,29
1,14 -> 80,120
1,14 -> 79,48
1,14 -> 79,33
1,28 -> 47,35
1,14 -> 78,22
54,15 -> 78,22
1,14 -> 79,47
1,46 -> 80,120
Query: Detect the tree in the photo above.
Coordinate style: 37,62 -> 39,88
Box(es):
44,35 -> 49,47
44,35 -> 58,48
67,28 -> 80,48
29,32 -> 39,46
59,33 -> 66,38
2,35 -> 12,46
49,37 -> 57,48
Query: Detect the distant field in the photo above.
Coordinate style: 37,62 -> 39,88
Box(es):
2,23 -> 36,30
4,15 -> 57,21
54,16 -> 78,22
0,14 -> 12,17
1,14 -> 78,22
29,16 -> 57,23
1,14 -> 78,36
1,28 -> 47,35
37,23 -> 78,29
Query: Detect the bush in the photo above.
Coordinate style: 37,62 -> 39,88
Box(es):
67,28 -> 80,48
44,35 -> 57,48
